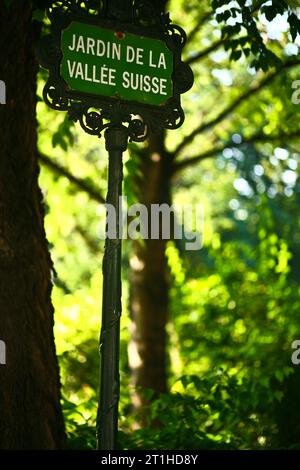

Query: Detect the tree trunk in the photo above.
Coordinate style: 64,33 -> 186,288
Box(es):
0,2 -> 65,449
128,133 -> 172,408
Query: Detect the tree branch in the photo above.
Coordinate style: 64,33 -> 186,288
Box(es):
76,224 -> 101,253
38,152 -> 105,204
186,37 -> 224,65
173,130 -> 300,173
186,11 -> 212,46
173,59 -> 300,157
252,0 -> 268,14
186,0 -> 267,66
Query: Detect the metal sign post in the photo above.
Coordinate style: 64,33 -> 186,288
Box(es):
98,124 -> 127,450
38,0 -> 193,450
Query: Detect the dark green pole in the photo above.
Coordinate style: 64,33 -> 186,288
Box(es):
95,0 -> 133,452
96,125 -> 128,450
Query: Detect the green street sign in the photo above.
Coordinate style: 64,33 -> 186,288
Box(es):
61,21 -> 174,106
39,1 -> 194,452
39,5 -> 194,138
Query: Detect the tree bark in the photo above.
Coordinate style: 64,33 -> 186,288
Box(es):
128,133 -> 172,408
0,1 -> 65,449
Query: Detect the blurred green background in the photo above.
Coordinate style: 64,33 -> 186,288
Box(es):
36,0 -> 300,450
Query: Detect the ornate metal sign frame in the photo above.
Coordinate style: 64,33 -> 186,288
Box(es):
38,0 -> 194,450
38,0 -> 194,142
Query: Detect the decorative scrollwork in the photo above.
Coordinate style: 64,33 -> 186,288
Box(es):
128,118 -> 147,142
79,109 -> 107,136
164,23 -> 187,50
43,80 -> 70,111
164,99 -> 185,130
64,100 -> 148,141
39,1 -> 194,142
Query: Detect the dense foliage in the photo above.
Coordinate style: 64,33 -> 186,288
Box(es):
34,0 -> 300,449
